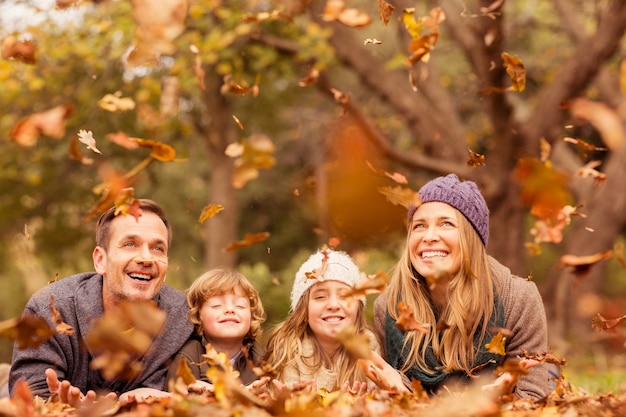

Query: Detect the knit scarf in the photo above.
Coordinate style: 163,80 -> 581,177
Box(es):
384,298 -> 504,393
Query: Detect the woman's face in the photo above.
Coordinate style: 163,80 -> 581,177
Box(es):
408,202 -> 462,281
307,280 -> 360,354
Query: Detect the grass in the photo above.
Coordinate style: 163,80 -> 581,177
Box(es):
560,350 -> 626,394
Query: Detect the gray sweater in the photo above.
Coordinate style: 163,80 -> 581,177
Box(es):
373,257 -> 553,399
9,272 -> 193,398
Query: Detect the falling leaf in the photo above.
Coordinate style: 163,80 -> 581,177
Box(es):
591,313 -> 626,331
113,189 -> 140,220
0,315 -> 55,349
502,52 -> 526,92
484,332 -> 506,356
529,205 -> 584,245
377,0 -> 396,25
539,137 -> 551,163
232,115 -> 244,130
86,300 -> 166,380
567,98 -> 625,151
366,161 -> 408,184
1,35 -> 36,64
514,157 -> 572,222
467,148 -> 485,167
220,74 -> 259,96
330,87 -> 351,115
298,68 -> 320,87
378,186 -> 421,208
50,295 -> 74,336
98,92 -> 136,112
190,44 -> 206,91
69,138 -> 95,166
363,38 -> 382,45
10,104 -> 74,147
228,134 -> 276,189
344,270 -> 389,299
224,232 -> 270,252
127,0 -> 189,67
563,137 -> 607,154
559,250 -> 613,278
337,326 -> 373,360
106,132 -> 141,149
575,160 -> 607,185
77,129 -> 102,154
404,7 -> 445,66
521,349 -> 567,366
322,0 -> 372,28
134,138 -> 176,161
198,204 -> 224,223
396,302 -> 430,334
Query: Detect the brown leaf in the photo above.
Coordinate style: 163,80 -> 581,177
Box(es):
575,160 -> 607,185
298,68 -> 320,87
127,0 -> 188,67
591,313 -> 626,332
69,138 -> 95,166
224,232 -> 270,252
134,138 -> 176,161
337,326 -> 373,360
378,186 -> 421,209
568,98 -> 625,151
366,161 -> 408,184
377,0 -> 396,25
198,204 -> 224,224
1,35 -> 36,64
50,295 -> 74,336
10,104 -> 74,147
344,270 -> 389,299
0,315 -> 55,349
559,250 -> 613,278
520,349 -> 567,366
467,148 -> 485,167
563,136 -> 607,154
86,300 -> 166,380
396,302 -> 430,334
502,52 -> 526,92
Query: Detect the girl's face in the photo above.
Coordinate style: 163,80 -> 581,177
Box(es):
408,201 -> 462,281
307,280 -> 360,353
199,289 -> 251,345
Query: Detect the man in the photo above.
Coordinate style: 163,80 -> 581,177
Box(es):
9,199 -> 194,405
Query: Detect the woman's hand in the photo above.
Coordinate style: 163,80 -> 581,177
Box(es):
481,359 -> 540,396
359,351 -> 410,392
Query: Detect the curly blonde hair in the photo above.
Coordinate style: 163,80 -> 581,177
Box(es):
187,268 -> 265,340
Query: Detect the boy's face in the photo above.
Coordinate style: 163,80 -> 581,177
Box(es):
200,289 -> 251,346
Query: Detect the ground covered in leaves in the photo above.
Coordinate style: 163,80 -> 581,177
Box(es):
2,376 -> 626,417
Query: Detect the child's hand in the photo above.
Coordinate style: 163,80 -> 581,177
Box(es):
246,376 -> 270,394
341,381 -> 368,396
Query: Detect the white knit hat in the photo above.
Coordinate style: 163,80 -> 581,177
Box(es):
290,249 -> 363,311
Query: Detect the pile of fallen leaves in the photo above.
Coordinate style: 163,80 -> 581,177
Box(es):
2,373 -> 626,417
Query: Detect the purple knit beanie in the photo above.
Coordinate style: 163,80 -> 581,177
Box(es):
407,174 -> 489,246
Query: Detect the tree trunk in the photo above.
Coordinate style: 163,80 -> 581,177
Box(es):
201,73 -> 238,269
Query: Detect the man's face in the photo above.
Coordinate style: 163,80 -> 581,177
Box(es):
93,211 -> 169,310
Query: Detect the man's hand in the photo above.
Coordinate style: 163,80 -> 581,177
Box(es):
45,368 -> 116,407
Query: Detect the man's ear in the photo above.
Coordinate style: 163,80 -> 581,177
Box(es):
93,246 -> 107,274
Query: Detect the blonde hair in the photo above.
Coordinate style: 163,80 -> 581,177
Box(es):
187,268 -> 265,340
264,285 -> 370,388
386,209 -> 495,375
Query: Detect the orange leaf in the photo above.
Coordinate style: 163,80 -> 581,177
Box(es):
198,204 -> 224,223
134,138 -> 176,161
559,250 -> 613,278
502,52 -> 526,92
0,315 -> 55,350
377,0 -> 396,25
396,302 -> 430,334
378,186 -> 421,209
224,232 -> 270,252
591,313 -> 626,331
106,132 -> 141,149
467,148 -> 486,167
10,104 -> 73,147
485,332 -> 506,356
1,35 -> 36,64
50,295 -> 74,336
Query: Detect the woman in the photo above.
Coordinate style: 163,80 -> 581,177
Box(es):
374,174 -> 552,398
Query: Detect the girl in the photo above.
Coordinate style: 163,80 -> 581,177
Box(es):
264,249 -> 383,393
374,174 -> 552,398
166,268 -> 266,390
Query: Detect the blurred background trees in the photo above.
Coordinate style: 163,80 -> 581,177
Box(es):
1,0 -> 626,369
